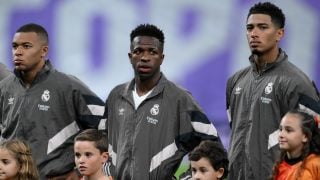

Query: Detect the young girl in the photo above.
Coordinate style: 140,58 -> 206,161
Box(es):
189,140 -> 229,180
273,109 -> 320,179
0,139 -> 39,180
74,129 -> 112,180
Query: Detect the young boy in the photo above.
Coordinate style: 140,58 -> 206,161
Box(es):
74,129 -> 112,180
189,140 -> 229,180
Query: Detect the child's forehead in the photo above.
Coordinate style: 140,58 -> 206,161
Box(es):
191,157 -> 212,166
0,148 -> 15,157
75,140 -> 96,146
74,140 -> 99,150
280,114 -> 304,129
0,147 -> 10,152
282,113 -> 303,122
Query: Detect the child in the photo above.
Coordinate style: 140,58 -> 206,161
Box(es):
272,109 -> 320,179
74,129 -> 112,180
188,140 -> 229,180
0,139 -> 39,180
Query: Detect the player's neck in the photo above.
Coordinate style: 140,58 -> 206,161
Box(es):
21,60 -> 45,88
135,73 -> 161,96
253,48 -> 280,72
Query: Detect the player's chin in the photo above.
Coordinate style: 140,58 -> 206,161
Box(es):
139,75 -> 151,81
14,66 -> 25,71
251,49 -> 264,56
138,71 -> 152,79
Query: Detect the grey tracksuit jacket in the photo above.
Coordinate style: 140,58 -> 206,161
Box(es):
226,49 -> 319,180
0,60 -> 105,178
106,74 -> 221,180
0,63 -> 11,81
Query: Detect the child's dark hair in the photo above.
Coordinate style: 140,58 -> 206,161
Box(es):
16,23 -> 49,44
189,140 -> 229,179
0,139 -> 39,180
74,129 -> 108,153
130,24 -> 164,50
247,2 -> 285,28
272,109 -> 320,179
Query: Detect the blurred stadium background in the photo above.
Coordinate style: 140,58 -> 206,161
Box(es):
1,1 -> 319,168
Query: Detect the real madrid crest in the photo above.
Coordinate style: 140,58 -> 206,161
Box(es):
41,90 -> 50,102
150,104 -> 160,115
264,82 -> 273,95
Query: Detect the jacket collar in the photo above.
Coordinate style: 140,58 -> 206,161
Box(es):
249,48 -> 288,74
122,73 -> 168,101
14,60 -> 52,87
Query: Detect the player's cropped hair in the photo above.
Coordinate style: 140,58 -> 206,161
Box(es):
16,23 -> 49,44
130,24 -> 164,50
75,129 -> 108,153
189,140 -> 229,179
247,2 -> 285,28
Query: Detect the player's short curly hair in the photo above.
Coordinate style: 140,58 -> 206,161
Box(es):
16,23 -> 49,44
130,23 -> 165,50
247,2 -> 285,28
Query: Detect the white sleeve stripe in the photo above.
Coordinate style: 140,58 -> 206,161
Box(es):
191,121 -> 218,136
298,104 -> 319,116
98,118 -> 106,130
88,104 -> 105,116
47,121 -> 80,154
299,104 -> 320,128
180,175 -> 192,180
227,108 -> 231,123
149,142 -> 178,172
268,129 -> 279,150
108,144 -> 117,166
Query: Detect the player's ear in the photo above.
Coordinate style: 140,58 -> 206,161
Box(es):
41,45 -> 48,58
276,28 -> 284,42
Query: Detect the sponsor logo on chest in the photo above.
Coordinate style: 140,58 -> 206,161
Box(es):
235,82 -> 274,104
38,90 -> 51,111
118,108 -> 125,115
235,87 -> 241,95
146,104 -> 160,125
261,82 -> 273,104
8,97 -> 14,105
